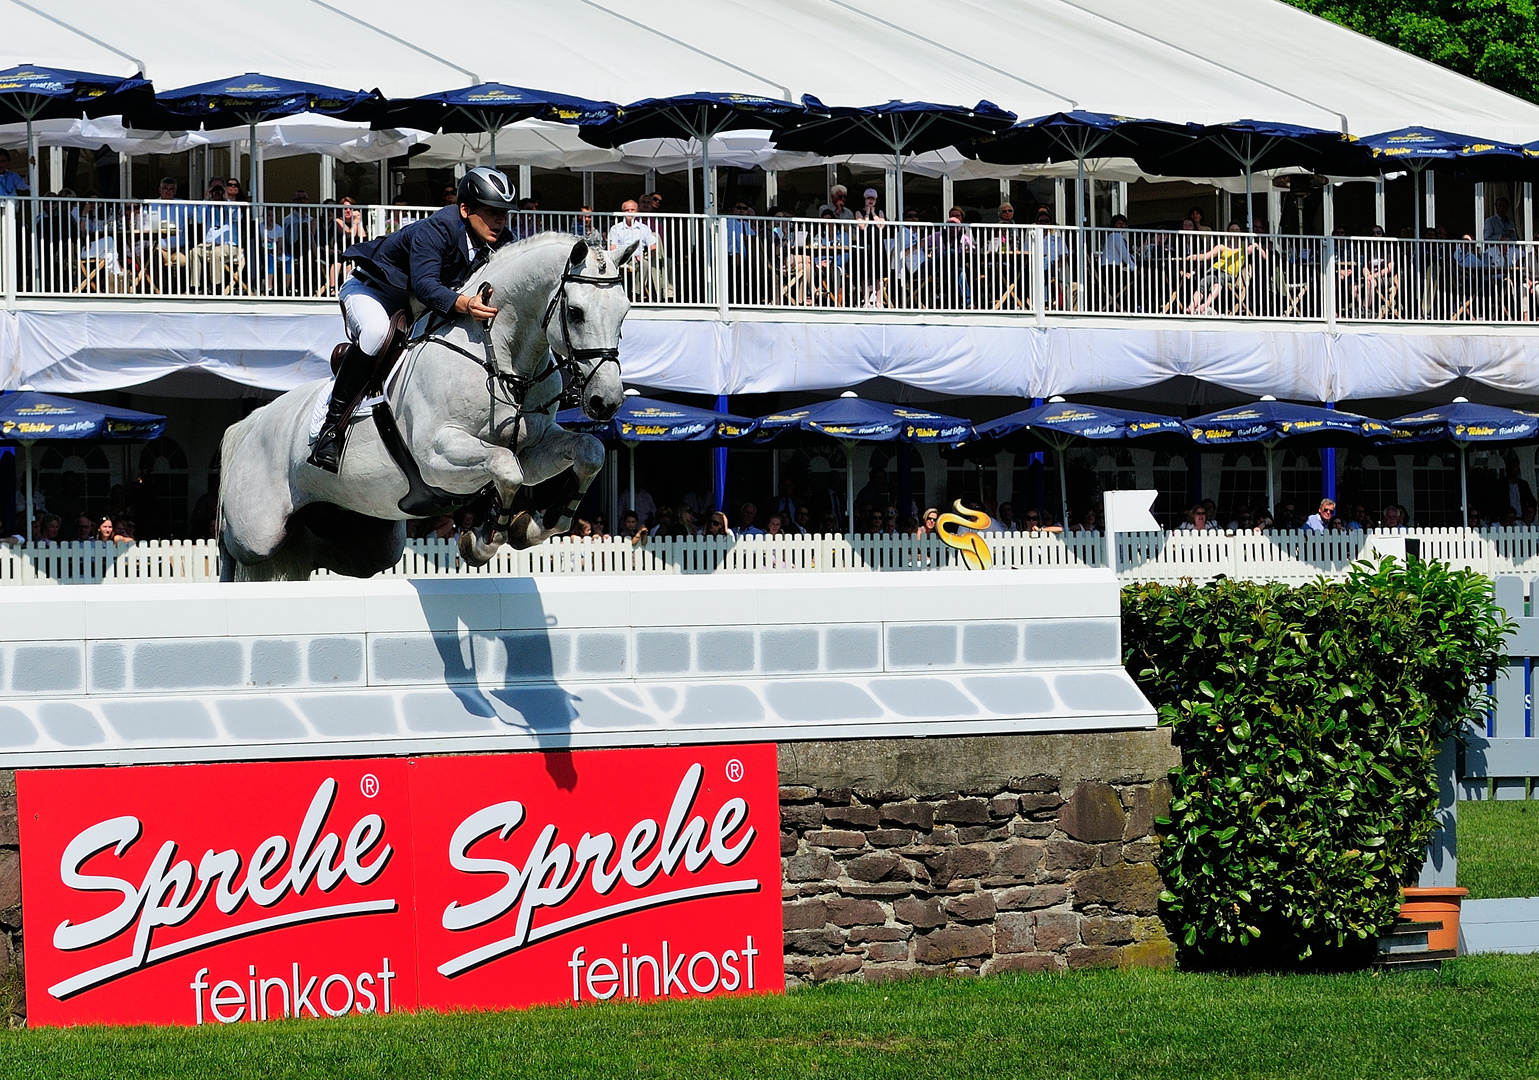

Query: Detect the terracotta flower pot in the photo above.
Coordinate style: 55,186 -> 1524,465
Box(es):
1399,886 -> 1469,953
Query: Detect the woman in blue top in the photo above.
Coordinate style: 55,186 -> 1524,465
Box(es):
309,167 -> 517,472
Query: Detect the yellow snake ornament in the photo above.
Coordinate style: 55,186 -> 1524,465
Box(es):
936,500 -> 993,570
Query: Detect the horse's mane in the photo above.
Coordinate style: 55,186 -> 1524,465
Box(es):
473,229 -> 605,278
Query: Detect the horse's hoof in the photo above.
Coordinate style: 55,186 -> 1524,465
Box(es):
458,526 -> 501,567
507,511 -> 540,550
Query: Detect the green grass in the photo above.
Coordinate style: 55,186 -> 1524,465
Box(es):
1458,799 -> 1539,899
3,956 -> 1539,1079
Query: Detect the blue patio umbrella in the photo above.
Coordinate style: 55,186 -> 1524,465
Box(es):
558,391 -> 758,515
754,392 -> 973,532
377,83 -> 616,168
129,74 -> 381,199
1135,120 -> 1358,232
1186,397 -> 1389,512
1358,128 -> 1533,235
963,398 -> 1187,517
0,65 -> 152,203
0,389 -> 166,541
966,112 -> 1193,227
1380,398 -> 1539,521
581,93 -> 812,214
773,97 -> 1017,220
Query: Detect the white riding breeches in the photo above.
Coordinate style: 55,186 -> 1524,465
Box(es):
339,276 -> 396,356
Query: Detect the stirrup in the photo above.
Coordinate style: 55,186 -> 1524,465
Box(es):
308,424 -> 345,473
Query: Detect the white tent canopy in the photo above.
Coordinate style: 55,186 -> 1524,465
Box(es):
7,0 -> 1539,148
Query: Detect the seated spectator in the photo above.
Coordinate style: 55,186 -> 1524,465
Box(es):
223,176 -> 245,201
792,505 -> 813,535
96,516 -> 115,542
112,515 -> 136,542
704,511 -> 731,537
0,148 -> 30,196
1178,503 -> 1217,531
817,511 -> 840,534
882,506 -> 900,534
917,507 -> 939,538
1485,196 -> 1518,242
1302,498 -> 1336,532
737,502 -> 764,535
821,185 -> 856,220
33,513 -> 61,545
73,513 -> 95,541
991,502 -> 1016,532
1072,507 -> 1101,534
1381,503 -> 1407,529
441,183 -> 458,206
856,188 -> 885,222
765,513 -> 785,536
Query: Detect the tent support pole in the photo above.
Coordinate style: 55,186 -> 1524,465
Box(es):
489,128 -> 497,169
1459,444 -> 1469,525
1266,442 -> 1277,514
23,441 -> 34,545
1058,446 -> 1070,525
844,440 -> 857,535
26,118 -> 37,215
627,442 -> 637,521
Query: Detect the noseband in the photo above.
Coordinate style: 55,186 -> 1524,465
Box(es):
540,261 -> 625,408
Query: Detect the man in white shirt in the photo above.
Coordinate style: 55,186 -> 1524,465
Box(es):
1302,498 -> 1336,532
0,149 -> 29,197
608,199 -> 662,299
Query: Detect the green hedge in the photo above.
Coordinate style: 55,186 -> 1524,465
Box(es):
1123,557 -> 1511,967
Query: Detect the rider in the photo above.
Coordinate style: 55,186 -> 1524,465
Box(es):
309,166 -> 518,472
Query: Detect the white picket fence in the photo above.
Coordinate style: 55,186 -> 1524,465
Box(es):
3,527 -> 1539,586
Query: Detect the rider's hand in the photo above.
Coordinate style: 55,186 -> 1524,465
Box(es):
455,293 -> 499,321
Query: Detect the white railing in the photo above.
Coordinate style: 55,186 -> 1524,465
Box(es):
8,197 -> 1539,326
5,527 -> 1539,586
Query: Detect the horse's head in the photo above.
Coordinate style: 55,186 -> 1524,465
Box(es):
543,238 -> 633,422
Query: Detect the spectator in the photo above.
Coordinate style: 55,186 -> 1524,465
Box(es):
630,484 -> 657,528
737,502 -> 764,535
1484,196 -> 1518,242
1503,458 -> 1535,515
1179,503 -> 1217,531
619,510 -> 642,540
1072,508 -> 1101,534
0,148 -> 30,196
112,514 -> 136,542
821,184 -> 855,220
817,511 -> 840,534
792,505 -> 812,535
33,513 -> 61,545
223,176 -> 245,201
853,466 -> 890,511
1302,498 -> 1336,532
993,502 -> 1017,531
1188,206 -> 1212,233
704,510 -> 731,537
1381,503 -> 1406,529
772,478 -> 798,521
765,513 -> 785,536
146,175 -> 191,289
917,507 -> 939,537
441,183 -> 458,206
571,205 -> 597,239
608,199 -> 663,299
282,191 -> 320,293
73,513 -> 95,541
855,188 -> 885,222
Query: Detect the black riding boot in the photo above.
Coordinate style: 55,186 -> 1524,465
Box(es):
308,343 -> 375,472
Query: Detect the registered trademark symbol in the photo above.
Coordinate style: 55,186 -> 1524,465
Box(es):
360,774 -> 379,798
725,759 -> 744,783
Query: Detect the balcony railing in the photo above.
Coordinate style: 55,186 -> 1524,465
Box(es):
5,196 -> 1538,327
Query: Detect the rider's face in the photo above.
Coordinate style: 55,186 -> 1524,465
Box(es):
461,203 -> 508,244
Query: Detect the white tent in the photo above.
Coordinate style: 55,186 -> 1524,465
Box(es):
7,0 -> 1539,148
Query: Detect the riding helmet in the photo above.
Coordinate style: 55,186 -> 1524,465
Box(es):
457,167 -> 517,211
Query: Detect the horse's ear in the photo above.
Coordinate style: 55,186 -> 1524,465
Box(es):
569,239 -> 588,268
616,240 -> 641,268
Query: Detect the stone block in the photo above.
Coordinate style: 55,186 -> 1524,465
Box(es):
0,799 -> 15,846
635,631 -> 691,674
824,804 -> 881,828
1019,792 -> 1064,819
779,785 -> 818,803
894,897 -> 945,929
943,893 -> 997,922
1081,915 -> 1137,946
862,963 -> 919,984
842,882 -> 916,898
1100,843 -> 1123,866
880,802 -> 934,830
1011,821 -> 1056,839
886,624 -> 959,669
935,798 -> 990,824
954,826 -> 991,845
926,848 -> 993,887
88,642 -> 126,692
761,628 -> 820,674
1067,945 -> 1123,970
983,953 -> 1063,976
1073,862 -> 1163,915
848,926 -> 911,943
249,639 -> 302,687
804,830 -> 866,850
1151,777 -> 1173,823
1058,781 -> 1127,843
1120,940 -> 1178,969
783,900 -> 828,930
305,636 -> 363,684
1123,841 -> 1160,863
914,926 -> 993,963
823,626 -> 880,672
781,831 -> 799,857
990,795 -> 1021,819
1123,787 -> 1154,840
825,897 -> 886,927
133,640 -> 243,690
1045,841 -> 1098,871
989,842 -> 1044,882
995,911 -> 1034,953
0,852 -> 18,910
10,645 -> 82,693
1011,775 -> 1061,793
995,884 -> 1070,911
961,623 -> 1020,667
1031,910 -> 1080,952
695,629 -> 755,673
868,829 -> 915,848
784,928 -> 843,955
573,633 -> 627,675
811,954 -> 864,981
863,941 -> 909,964
1022,619 -> 1118,666
785,852 -> 838,882
816,788 -> 855,805
844,853 -> 901,883
781,804 -> 825,829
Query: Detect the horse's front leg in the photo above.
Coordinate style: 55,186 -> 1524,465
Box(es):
507,429 -> 606,549
426,427 -> 524,566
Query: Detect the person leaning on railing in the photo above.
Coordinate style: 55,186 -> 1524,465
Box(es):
607,199 -> 663,301
1097,214 -> 1137,312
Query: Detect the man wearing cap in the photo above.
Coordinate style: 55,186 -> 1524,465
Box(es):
308,166 -> 516,472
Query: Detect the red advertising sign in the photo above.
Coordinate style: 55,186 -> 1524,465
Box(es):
410,743 -> 782,1010
18,758 -> 417,1028
19,743 -> 783,1026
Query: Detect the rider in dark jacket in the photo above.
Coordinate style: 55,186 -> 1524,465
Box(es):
309,166 -> 517,472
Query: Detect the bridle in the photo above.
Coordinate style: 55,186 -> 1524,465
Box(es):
540,258 -> 625,409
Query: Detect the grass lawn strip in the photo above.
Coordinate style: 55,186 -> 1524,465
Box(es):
1457,800 -> 1539,899
1,955 -> 1538,1079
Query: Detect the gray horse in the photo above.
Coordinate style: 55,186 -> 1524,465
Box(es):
218,233 -> 636,581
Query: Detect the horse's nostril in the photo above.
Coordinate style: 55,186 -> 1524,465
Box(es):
590,395 -> 608,416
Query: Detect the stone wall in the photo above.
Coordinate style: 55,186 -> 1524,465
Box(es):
778,731 -> 1180,984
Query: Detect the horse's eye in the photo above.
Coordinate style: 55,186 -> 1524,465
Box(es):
569,307 -> 585,323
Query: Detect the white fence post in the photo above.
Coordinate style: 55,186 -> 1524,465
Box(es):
2,197 -> 15,310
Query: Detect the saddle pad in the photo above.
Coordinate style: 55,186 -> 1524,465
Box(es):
307,380 -> 386,443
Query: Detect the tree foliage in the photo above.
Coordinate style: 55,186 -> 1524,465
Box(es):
1123,557 -> 1511,968
1284,0 -> 1539,104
